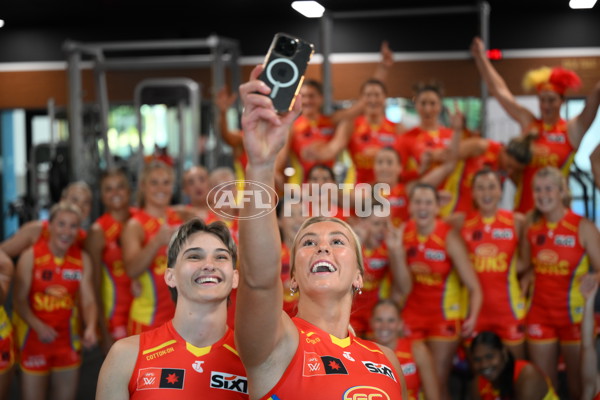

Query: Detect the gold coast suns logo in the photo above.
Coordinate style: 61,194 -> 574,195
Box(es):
343,386 -> 390,400
473,243 -> 508,273
534,249 -> 569,275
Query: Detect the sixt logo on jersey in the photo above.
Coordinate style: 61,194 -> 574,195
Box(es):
554,235 -> 575,247
492,229 -> 513,240
210,372 -> 248,394
362,361 -> 396,382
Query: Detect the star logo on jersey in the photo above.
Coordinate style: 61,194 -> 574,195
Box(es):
302,352 -> 348,376
322,356 -> 348,375
159,368 -> 184,389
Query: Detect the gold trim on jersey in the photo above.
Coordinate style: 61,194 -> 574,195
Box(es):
142,339 -> 177,355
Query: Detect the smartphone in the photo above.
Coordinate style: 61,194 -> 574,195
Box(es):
258,32 -> 315,113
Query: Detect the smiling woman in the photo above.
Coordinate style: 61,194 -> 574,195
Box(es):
234,63 -> 407,399
470,331 -> 558,400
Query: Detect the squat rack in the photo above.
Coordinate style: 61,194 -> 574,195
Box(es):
62,35 -> 242,184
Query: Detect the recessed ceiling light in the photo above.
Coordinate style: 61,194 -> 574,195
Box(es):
569,0 -> 597,9
291,1 -> 325,18
0,20 -> 4,28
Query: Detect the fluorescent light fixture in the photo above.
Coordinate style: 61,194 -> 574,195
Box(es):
291,1 -> 325,18
569,0 -> 597,8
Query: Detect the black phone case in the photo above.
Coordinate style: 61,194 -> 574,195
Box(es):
258,33 -> 315,113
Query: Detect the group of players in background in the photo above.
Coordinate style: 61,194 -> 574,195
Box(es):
0,36 -> 599,400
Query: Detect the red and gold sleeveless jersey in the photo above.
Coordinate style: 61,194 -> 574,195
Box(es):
288,114 -> 336,184
128,209 -> 181,331
402,219 -> 461,322
477,360 -> 558,400
395,338 -> 420,400
441,140 -> 503,216
351,243 -> 390,335
527,210 -> 589,325
397,126 -> 453,183
96,208 -> 137,331
129,321 -> 248,399
17,240 -> 83,346
380,182 -> 408,228
262,317 -> 403,399
461,209 -> 525,322
348,115 -> 398,184
515,119 -> 574,213
38,219 -> 87,247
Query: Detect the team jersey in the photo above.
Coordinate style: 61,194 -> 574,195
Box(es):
477,360 -> 558,400
380,182 -> 408,228
441,140 -> 503,216
347,115 -> 398,184
394,338 -> 420,400
15,240 -> 83,349
128,209 -> 181,332
37,219 -> 87,247
515,119 -> 574,213
95,208 -> 137,339
262,317 -> 403,399
461,209 -> 525,323
281,242 -> 298,317
129,321 -> 248,399
397,126 -> 453,183
351,243 -> 390,337
527,209 -> 589,325
402,219 -> 461,323
288,114 -> 336,184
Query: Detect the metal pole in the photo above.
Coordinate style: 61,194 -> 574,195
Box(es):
321,12 -> 334,115
93,50 -> 114,170
479,1 -> 491,137
65,46 -> 84,182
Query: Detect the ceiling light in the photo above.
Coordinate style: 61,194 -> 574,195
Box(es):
569,0 -> 597,9
291,1 -> 325,18
0,20 -> 4,28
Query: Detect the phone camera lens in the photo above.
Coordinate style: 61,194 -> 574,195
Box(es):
275,36 -> 298,57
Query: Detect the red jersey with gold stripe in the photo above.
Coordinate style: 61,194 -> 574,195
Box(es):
441,140 -> 503,216
381,183 -> 408,228
351,243 -> 390,337
37,219 -> 87,247
477,360 -> 558,400
262,317 -> 403,399
527,210 -> 589,325
461,210 -> 525,324
281,242 -> 298,317
289,114 -> 336,184
128,321 -> 248,399
402,219 -> 461,323
96,208 -> 138,339
515,119 -> 574,213
16,240 -> 83,348
128,209 -> 181,332
348,115 -> 398,184
394,338 -> 420,400
397,126 -> 453,183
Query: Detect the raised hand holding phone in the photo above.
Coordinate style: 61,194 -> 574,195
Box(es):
258,32 -> 314,113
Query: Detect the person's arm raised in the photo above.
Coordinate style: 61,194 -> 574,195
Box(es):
235,65 -> 301,396
567,81 -> 600,149
470,37 -> 534,132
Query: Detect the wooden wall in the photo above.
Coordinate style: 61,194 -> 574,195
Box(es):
1,55 -> 599,110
